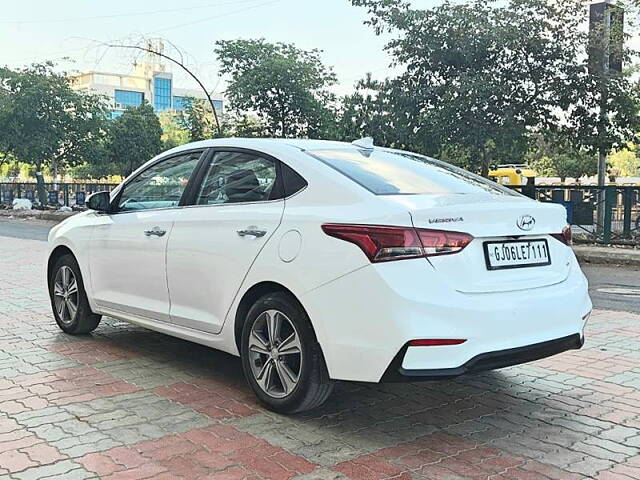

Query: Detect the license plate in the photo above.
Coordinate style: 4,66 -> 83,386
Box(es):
483,239 -> 551,271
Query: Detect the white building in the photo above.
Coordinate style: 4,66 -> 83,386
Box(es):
70,60 -> 223,118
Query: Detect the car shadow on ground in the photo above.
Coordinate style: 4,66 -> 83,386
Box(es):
62,316 -> 527,423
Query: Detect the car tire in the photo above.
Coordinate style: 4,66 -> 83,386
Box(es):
49,254 -> 102,335
241,292 -> 333,414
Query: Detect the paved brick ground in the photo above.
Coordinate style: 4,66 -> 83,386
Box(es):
1,234 -> 639,479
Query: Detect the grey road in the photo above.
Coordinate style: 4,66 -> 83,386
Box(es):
1,218 -> 639,314
0,217 -> 52,241
582,264 -> 640,314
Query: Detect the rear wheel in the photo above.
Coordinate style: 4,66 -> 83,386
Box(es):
49,254 -> 101,334
241,292 -> 333,414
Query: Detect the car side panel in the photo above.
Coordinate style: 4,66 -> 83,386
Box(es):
166,200 -> 285,334
217,182 -> 415,357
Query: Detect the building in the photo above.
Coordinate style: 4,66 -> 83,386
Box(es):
70,60 -> 223,118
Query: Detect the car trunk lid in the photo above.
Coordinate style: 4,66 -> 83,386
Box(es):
385,193 -> 572,293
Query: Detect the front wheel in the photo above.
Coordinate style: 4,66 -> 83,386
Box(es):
241,292 -> 333,414
49,254 -> 102,335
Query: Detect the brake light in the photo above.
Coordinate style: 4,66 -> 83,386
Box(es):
321,224 -> 473,263
551,226 -> 572,245
409,339 -> 467,346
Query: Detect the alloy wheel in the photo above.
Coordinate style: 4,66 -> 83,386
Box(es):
53,266 -> 79,326
248,309 -> 302,399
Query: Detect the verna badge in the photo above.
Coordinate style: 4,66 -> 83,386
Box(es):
517,215 -> 536,231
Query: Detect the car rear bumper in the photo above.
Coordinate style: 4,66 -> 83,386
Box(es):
302,254 -> 592,383
380,333 -> 584,382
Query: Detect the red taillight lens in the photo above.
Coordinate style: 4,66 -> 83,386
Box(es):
321,224 -> 423,262
417,229 -> 473,257
551,226 -> 572,245
321,224 -> 473,263
408,339 -> 467,346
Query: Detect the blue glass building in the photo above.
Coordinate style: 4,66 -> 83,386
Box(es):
70,66 -> 223,119
173,96 -> 223,113
153,76 -> 172,112
114,90 -> 144,108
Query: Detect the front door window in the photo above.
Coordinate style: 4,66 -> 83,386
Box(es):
117,152 -> 201,212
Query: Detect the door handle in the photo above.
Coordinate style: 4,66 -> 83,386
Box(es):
144,227 -> 166,237
237,227 -> 267,238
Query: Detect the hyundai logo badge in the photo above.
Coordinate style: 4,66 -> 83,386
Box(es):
517,215 -> 536,231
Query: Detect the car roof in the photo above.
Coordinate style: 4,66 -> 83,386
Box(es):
162,137 -> 362,156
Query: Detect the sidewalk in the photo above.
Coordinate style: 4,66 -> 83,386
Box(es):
574,244 -> 640,267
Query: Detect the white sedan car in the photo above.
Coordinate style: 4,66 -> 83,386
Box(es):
47,138 -> 592,413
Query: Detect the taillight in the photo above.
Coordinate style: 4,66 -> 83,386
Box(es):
321,224 -> 473,263
321,224 -> 423,262
551,226 -> 572,245
417,229 -> 473,256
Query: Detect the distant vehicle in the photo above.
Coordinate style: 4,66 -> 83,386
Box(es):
489,165 -> 537,186
47,138 -> 592,413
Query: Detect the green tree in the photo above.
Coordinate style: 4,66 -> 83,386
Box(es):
526,134 -> 598,183
105,103 -> 163,177
177,97 -> 215,141
336,74 -> 441,155
350,0 -> 639,176
220,113 -> 268,138
609,146 -> 640,177
0,62 -> 108,202
159,112 -> 189,150
214,39 -> 337,137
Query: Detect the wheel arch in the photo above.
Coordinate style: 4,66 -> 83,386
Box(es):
233,281 -> 313,352
47,245 -> 76,285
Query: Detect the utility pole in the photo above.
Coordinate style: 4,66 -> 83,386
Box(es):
589,0 -> 624,238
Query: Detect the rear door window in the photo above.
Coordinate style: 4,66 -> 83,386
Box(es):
195,151 -> 282,205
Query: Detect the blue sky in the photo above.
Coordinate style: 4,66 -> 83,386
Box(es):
0,0 -> 441,96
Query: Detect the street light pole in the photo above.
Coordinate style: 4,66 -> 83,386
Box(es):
589,0 -> 624,239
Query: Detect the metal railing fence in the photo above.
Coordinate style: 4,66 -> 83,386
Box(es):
510,185 -> 640,245
0,182 -> 118,208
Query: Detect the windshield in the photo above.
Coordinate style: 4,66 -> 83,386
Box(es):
307,148 -> 520,197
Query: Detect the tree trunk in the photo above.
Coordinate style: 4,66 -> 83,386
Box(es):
480,149 -> 489,178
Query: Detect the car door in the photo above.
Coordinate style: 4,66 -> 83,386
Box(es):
166,149 -> 285,334
89,150 -> 203,321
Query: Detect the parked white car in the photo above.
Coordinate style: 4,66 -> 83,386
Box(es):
47,138 -> 592,413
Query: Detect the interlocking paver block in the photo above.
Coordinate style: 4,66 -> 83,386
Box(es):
9,459 -> 95,480
154,378 -> 261,419
48,340 -> 141,364
2,231 -> 640,478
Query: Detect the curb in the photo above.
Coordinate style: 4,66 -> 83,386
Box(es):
573,246 -> 640,267
0,210 -> 77,222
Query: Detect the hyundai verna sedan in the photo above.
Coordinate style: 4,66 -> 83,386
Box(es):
47,138 -> 592,413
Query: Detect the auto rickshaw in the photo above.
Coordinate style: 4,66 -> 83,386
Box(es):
489,165 -> 537,186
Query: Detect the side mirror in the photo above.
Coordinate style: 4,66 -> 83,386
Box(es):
86,191 -> 111,213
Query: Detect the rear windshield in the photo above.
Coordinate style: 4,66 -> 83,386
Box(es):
307,148 -> 520,196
